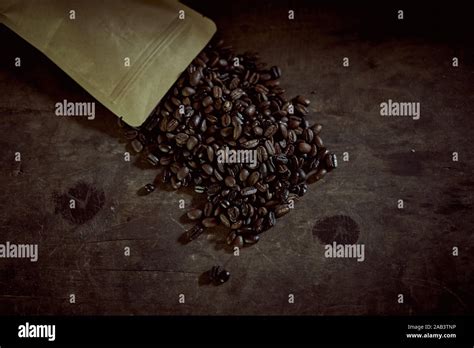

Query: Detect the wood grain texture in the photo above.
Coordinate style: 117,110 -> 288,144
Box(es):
0,1 -> 472,315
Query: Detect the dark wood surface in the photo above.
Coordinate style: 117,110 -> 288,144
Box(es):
0,1 -> 473,315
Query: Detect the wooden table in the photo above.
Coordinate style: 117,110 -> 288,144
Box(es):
0,1 -> 472,315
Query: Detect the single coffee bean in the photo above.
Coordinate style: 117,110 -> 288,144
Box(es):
270,66 -> 282,79
275,204 -> 290,218
209,265 -> 230,285
225,176 -> 236,188
244,104 -> 256,117
239,168 -> 250,182
223,100 -> 233,112
166,119 -> 179,132
298,142 -> 312,153
230,88 -> 244,100
227,206 -> 240,222
311,123 -> 323,135
175,132 -> 189,146
295,95 -> 310,106
203,202 -> 214,217
189,70 -> 201,86
124,129 -> 138,140
242,139 -> 259,149
247,171 -> 260,186
233,235 -> 244,248
220,200 -> 231,209
195,185 -> 206,194
264,139 -> 275,155
212,86 -> 222,98
187,208 -> 203,220
202,96 -> 213,108
186,136 -> 198,150
131,139 -> 143,153
182,87 -> 196,97
177,166 -> 190,181
244,235 -> 260,245
144,183 -> 155,193
186,224 -> 203,241
241,187 -> 257,196
325,153 -> 338,170
202,164 -> 214,175
202,217 -> 218,228
219,213 -> 231,227
146,153 -> 159,166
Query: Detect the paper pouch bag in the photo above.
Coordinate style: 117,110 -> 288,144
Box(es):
0,0 -> 216,126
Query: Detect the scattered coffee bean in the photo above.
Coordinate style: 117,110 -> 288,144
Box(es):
144,183 -> 155,193
187,208 -> 203,220
124,38 -> 336,262
209,265 -> 230,285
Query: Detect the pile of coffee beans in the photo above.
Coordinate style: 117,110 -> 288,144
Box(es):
122,38 -> 336,249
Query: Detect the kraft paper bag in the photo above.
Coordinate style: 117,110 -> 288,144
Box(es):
0,0 -> 216,127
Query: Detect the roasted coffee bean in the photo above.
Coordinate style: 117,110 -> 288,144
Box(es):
233,123 -> 243,140
264,140 -> 275,155
202,96 -> 213,107
209,265 -> 230,285
144,183 -> 155,193
186,136 -> 198,150
228,206 -> 240,222
166,119 -> 179,132
325,153 -> 338,170
230,88 -> 244,100
311,123 -> 323,135
220,200 -> 231,209
253,126 -> 264,136
244,235 -> 260,245
129,38 -> 335,255
242,139 -> 259,149
202,217 -> 218,228
207,146 -> 215,162
264,124 -> 278,137
307,168 -> 327,184
212,86 -> 222,98
182,87 -> 196,97
225,176 -> 236,188
204,202 -> 214,217
177,166 -> 190,181
186,224 -> 203,241
175,132 -> 189,146
267,211 -> 276,227
131,139 -> 143,153
314,135 -> 324,148
231,220 -> 243,230
270,66 -> 282,79
241,187 -> 257,196
187,208 -> 203,220
146,153 -> 159,166
189,70 -> 201,86
195,185 -> 206,194
239,168 -> 250,182
223,100 -> 233,112
125,129 -> 138,140
202,164 -> 214,175
248,171 -> 260,186
298,142 -> 312,153
295,95 -> 310,107
244,105 -> 256,117
219,213 -> 231,227
233,235 -> 244,248
275,204 -> 290,218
